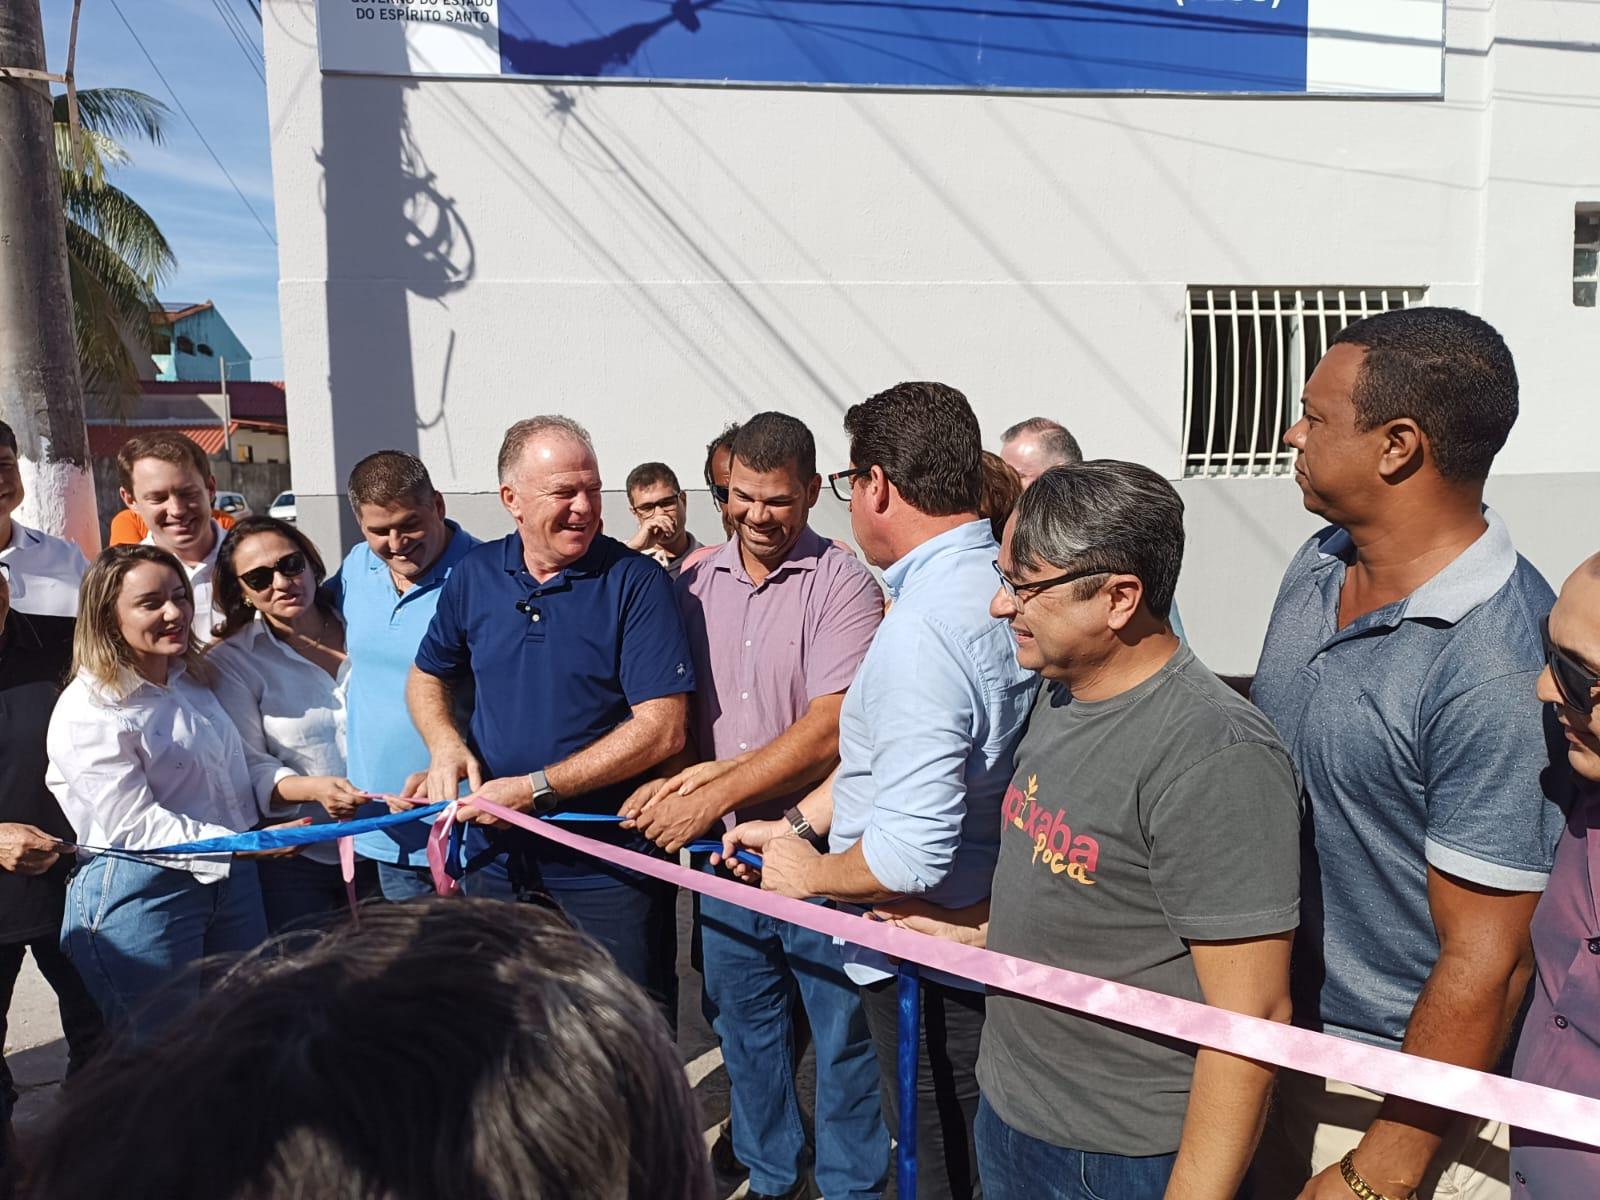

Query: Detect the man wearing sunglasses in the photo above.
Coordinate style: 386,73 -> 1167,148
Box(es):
1251,308 -> 1568,1200
1511,554 -> 1600,1197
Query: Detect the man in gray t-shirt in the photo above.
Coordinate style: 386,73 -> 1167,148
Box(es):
936,461 -> 1301,1200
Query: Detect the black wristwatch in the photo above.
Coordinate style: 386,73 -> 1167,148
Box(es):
783,806 -> 827,852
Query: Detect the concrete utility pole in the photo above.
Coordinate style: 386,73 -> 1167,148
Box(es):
0,0 -> 99,553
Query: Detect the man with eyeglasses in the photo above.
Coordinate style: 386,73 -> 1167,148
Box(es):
723,382 -> 1037,1200
1510,553 -> 1600,1198
885,461 -> 1301,1199
1250,308 -> 1568,1200
624,462 -> 701,576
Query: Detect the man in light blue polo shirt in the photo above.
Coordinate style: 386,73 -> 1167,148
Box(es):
327,451 -> 479,902
726,383 -> 1038,1200
1249,309 -> 1568,1200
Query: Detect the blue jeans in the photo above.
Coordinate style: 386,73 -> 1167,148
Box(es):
61,855 -> 268,1044
975,1096 -> 1176,1200
701,893 -> 889,1199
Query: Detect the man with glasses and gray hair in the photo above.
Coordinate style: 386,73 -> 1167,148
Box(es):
897,461 -> 1301,1199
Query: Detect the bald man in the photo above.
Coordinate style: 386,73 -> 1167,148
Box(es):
999,417 -> 1083,489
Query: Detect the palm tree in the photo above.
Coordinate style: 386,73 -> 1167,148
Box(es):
53,87 -> 177,407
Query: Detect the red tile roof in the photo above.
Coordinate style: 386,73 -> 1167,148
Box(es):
86,420 -> 287,459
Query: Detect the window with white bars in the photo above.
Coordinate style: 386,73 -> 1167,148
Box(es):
1575,205 -> 1599,307
1184,286 -> 1426,478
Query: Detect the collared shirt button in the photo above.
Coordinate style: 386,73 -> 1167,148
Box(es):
1588,937 -> 1600,955
738,742 -> 748,750
1515,1172 -> 1526,1185
741,692 -> 749,700
1553,1015 -> 1569,1029
744,640 -> 752,647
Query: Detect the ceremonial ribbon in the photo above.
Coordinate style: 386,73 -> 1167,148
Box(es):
68,800 -> 1600,1149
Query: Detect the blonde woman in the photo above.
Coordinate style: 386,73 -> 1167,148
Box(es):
47,545 -> 270,1041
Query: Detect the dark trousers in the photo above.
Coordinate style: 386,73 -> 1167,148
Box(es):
975,1097 -> 1176,1200
0,936 -> 105,1127
860,974 -> 986,1200
539,871 -> 679,1035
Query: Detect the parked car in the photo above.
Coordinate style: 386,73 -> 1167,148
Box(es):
214,491 -> 250,518
267,491 -> 296,523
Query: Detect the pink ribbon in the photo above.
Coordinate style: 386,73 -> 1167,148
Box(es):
424,801 -> 463,897
337,835 -> 359,926
443,798 -> 1600,1148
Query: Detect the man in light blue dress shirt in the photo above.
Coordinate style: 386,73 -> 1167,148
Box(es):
726,382 -> 1038,1200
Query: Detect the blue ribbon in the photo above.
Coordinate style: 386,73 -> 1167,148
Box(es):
73,803 -> 762,869
896,961 -> 921,1199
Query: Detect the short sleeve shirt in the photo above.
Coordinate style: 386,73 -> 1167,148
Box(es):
414,532 -> 695,881
676,527 -> 882,822
978,645 -> 1302,1156
1251,509 -> 1568,1048
330,520 -> 479,867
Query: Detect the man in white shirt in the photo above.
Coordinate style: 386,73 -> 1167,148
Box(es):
0,420 -> 88,620
116,433 -> 227,642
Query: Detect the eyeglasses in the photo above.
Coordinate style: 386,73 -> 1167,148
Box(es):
631,493 -> 683,517
1542,615 -> 1598,715
709,485 -> 730,508
991,558 -> 1115,604
238,551 -> 308,592
828,468 -> 870,501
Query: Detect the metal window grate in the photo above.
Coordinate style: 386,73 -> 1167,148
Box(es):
1575,205 -> 1599,308
1183,286 -> 1426,478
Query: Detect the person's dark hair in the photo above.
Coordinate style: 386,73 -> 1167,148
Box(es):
0,418 -> 16,456
703,421 -> 742,488
1001,417 -> 1083,468
1330,306 -> 1518,483
1010,461 -> 1184,620
626,462 -> 682,501
22,900 -> 711,1200
844,382 -> 982,516
979,451 -> 1023,542
731,411 -> 816,482
211,515 -> 335,641
346,450 -> 437,513
116,432 -> 211,493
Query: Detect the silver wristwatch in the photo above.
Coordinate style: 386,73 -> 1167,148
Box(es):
783,805 -> 826,852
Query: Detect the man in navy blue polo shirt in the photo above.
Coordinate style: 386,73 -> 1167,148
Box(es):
407,415 -> 695,1020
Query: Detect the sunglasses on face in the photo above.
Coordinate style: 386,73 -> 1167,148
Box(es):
239,552 -> 308,593
709,485 -> 730,508
1542,615 -> 1599,716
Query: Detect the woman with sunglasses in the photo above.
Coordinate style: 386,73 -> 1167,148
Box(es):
1510,554 -> 1600,1198
46,545 -> 270,1042
206,517 -> 364,934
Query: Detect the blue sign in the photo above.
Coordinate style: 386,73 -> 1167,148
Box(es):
318,1 -> 1445,97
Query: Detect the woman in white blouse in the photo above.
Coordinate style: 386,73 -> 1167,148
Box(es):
207,516 -> 364,934
48,545 -> 271,1041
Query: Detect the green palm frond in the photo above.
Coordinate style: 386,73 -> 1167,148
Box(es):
54,88 -> 169,146
52,87 -> 174,409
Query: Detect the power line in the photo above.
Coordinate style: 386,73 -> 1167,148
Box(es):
107,0 -> 277,247
209,0 -> 266,85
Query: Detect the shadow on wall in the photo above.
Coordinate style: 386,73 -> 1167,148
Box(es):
318,17 -> 477,551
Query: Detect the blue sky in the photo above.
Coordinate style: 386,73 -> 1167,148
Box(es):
43,0 -> 282,377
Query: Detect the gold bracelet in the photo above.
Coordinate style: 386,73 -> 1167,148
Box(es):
1338,1150 -> 1415,1200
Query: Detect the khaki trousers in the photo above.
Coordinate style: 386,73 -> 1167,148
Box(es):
1251,1071 -> 1510,1200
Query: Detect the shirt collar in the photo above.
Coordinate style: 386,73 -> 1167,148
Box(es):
86,658 -> 190,705
711,526 -> 828,584
883,519 -> 993,600
501,531 -> 612,581
141,521 -> 224,576
1312,507 -> 1517,626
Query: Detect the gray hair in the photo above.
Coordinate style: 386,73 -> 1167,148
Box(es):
497,415 -> 594,483
1010,460 -> 1184,620
1001,417 -> 1083,468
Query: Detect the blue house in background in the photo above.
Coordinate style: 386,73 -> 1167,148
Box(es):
150,301 -> 252,382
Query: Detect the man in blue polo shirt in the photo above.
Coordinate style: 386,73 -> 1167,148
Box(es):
1249,309 -> 1567,1200
327,451 -> 480,901
407,415 -> 694,1020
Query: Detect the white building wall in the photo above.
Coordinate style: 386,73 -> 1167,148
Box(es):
263,0 -> 1600,673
